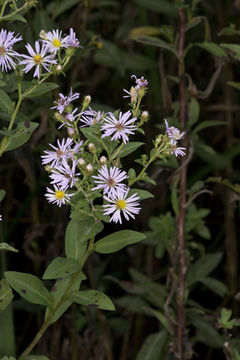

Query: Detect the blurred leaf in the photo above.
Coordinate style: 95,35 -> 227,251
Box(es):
0,243 -> 18,253
0,89 -> 13,114
188,98 -> 200,127
132,36 -> 178,58
146,308 -> 170,331
228,81 -> 240,91
70,290 -> 115,311
218,24 -> 240,37
218,308 -> 234,330
196,42 -> 227,57
0,304 -> 15,357
23,357 -> 49,360
52,0 -> 82,19
220,43 -> 240,59
24,83 -> 59,98
136,331 -> 168,360
186,16 -> 202,31
187,253 -> 223,285
5,122 -> 39,151
192,120 -> 226,134
94,230 -> 145,254
133,0 -> 183,16
4,14 -> 26,22
43,258 -> 84,280
0,280 -> 13,312
5,272 -> 53,307
199,277 -> 228,297
129,25 -> 174,42
192,319 -> 223,348
117,295 -> 149,314
0,189 -> 6,202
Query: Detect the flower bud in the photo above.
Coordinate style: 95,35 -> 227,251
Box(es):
100,155 -> 107,165
141,111 -> 149,120
82,95 -> 91,110
54,112 -> 63,122
86,164 -> 93,173
88,143 -> 95,153
67,127 -> 75,137
44,165 -> 52,172
78,158 -> 85,166
39,30 -> 47,40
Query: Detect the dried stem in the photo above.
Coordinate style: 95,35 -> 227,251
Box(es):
176,4 -> 187,360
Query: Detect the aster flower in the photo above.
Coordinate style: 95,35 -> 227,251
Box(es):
170,141 -> 186,157
103,189 -> 141,224
80,107 -> 104,127
123,75 -> 148,101
65,28 -> 80,48
0,214 -> 2,221
165,119 -> 185,141
41,138 -> 73,166
59,108 -> 82,129
43,29 -> 68,54
0,29 -> 22,72
67,140 -> 83,160
92,165 -> 128,196
19,41 -> 57,78
52,88 -> 80,114
131,75 -> 148,90
101,110 -> 137,144
50,159 -> 80,189
45,185 -> 73,207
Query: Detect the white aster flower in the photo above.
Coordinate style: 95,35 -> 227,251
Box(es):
92,165 -> 128,196
170,141 -> 186,157
50,159 -> 80,189
103,188 -> 141,224
43,29 -> 68,54
19,41 -> 57,78
45,185 -> 73,207
67,140 -> 83,160
165,119 -> 185,141
0,29 -> 22,72
52,88 -> 80,114
65,28 -> 80,48
41,138 -> 73,166
101,110 -> 137,144
0,214 -> 2,221
80,107 -> 104,127
59,108 -> 82,129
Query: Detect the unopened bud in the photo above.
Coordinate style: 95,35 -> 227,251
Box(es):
100,155 -> 107,165
39,30 -> 47,40
86,164 -> 93,173
67,127 -> 75,137
54,112 -> 63,122
44,165 -> 52,172
88,143 -> 95,152
26,0 -> 38,7
78,158 -> 85,166
141,111 -> 149,120
82,95 -> 91,110
56,64 -> 62,72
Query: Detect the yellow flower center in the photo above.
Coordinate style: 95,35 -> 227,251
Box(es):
52,38 -> 61,48
55,190 -> 65,199
116,199 -> 126,210
0,46 -> 6,55
34,54 -> 43,64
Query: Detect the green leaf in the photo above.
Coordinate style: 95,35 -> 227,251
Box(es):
4,13 -> 27,22
199,277 -> 228,297
187,253 -> 223,285
192,319 -> 223,348
5,272 -> 53,307
23,356 -> 49,360
192,120 -> 226,134
0,280 -> 13,312
70,290 -> 115,311
128,189 -> 154,200
113,142 -> 144,158
196,42 -> 227,57
0,89 -> 13,114
94,230 -> 145,254
52,0 -> 82,19
5,122 -> 39,151
0,243 -> 18,253
0,357 -> 16,360
43,257 -> 84,280
65,218 -> 103,262
0,189 -> 6,202
188,97 -> 200,127
133,36 -> 178,58
136,331 -> 168,360
220,43 -> 240,59
228,81 -> 240,91
24,82 -> 59,98
133,0 -> 181,17
80,127 -> 104,149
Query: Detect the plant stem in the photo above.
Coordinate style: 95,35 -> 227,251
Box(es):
176,4 -> 187,360
19,238 -> 95,359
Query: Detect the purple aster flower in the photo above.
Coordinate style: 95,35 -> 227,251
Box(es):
41,138 -> 73,166
131,75 -> 148,90
92,165 -> 128,196
43,29 -> 68,54
45,185 -> 73,207
52,88 -> 80,114
170,141 -> 186,157
50,159 -> 80,189
67,141 -> 83,160
0,29 -> 22,72
101,110 -> 137,144
58,108 -> 82,129
65,28 -> 80,48
165,119 -> 185,141
80,107 -> 104,127
19,41 -> 57,78
103,188 -> 141,224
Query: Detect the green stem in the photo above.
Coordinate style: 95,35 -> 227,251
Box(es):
0,0 -> 9,18
111,142 -> 124,160
1,2 -> 28,20
19,238 -> 95,359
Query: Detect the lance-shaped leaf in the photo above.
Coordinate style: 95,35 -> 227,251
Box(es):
0,243 -> 18,253
70,290 -> 115,311
24,82 -> 59,98
195,42 -> 227,57
132,36 -> 179,58
0,89 -> 14,114
5,122 -> 39,151
5,271 -> 53,307
65,217 -> 103,262
0,279 -> 13,312
94,230 -> 145,254
0,189 -> 6,202
136,331 -> 168,360
43,257 -> 85,280
22,356 -> 49,360
128,189 -> 154,200
113,142 -> 144,159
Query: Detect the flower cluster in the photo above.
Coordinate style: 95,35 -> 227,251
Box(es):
164,119 -> 186,157
0,28 -> 80,77
123,75 -> 148,104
